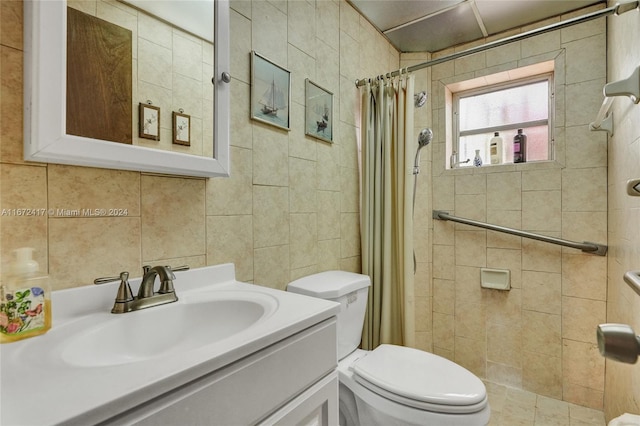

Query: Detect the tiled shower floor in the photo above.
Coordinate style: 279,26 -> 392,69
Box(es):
485,381 -> 606,426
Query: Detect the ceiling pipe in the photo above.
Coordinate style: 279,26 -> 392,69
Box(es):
355,1 -> 640,87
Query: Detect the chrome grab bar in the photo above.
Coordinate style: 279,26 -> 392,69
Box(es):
432,210 -> 608,256
623,271 -> 640,297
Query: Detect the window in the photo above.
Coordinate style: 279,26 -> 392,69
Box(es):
452,73 -> 553,168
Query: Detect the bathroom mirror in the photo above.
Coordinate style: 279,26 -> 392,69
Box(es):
24,0 -> 230,178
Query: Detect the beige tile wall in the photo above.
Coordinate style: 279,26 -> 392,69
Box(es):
0,1 -> 400,293
603,0 -> 640,421
419,4 -> 609,409
401,52 -> 433,352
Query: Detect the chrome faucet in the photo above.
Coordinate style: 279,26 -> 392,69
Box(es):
139,265 -> 176,298
95,265 -> 189,314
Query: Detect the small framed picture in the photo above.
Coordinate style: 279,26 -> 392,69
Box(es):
139,103 -> 160,140
250,51 -> 291,131
305,79 -> 333,143
172,111 -> 191,146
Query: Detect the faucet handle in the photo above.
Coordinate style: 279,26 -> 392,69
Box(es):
170,265 -> 190,272
113,272 -> 134,314
158,266 -> 177,294
95,271 -> 134,302
95,272 -> 134,313
113,272 -> 134,303
94,271 -> 129,285
158,265 -> 188,293
142,264 -> 189,275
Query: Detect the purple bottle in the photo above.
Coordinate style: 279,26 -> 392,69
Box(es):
513,129 -> 527,163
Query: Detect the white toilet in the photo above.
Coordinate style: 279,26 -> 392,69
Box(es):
287,271 -> 491,426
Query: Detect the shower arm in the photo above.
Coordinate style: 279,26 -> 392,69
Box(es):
432,210 -> 608,256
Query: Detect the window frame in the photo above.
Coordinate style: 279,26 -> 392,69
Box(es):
451,72 -> 555,165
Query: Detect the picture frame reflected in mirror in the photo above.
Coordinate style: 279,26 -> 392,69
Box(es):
173,111 -> 191,146
139,102 -> 160,141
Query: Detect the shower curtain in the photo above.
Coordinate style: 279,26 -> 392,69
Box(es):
360,74 -> 415,350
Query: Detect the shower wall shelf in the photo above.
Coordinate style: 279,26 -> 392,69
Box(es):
433,210 -> 608,256
589,65 -> 640,135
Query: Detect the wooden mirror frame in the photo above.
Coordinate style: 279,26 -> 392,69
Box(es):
23,0 -> 230,178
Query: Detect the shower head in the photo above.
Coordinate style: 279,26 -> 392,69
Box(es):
414,91 -> 428,108
417,128 -> 433,149
413,128 -> 433,175
597,323 -> 640,364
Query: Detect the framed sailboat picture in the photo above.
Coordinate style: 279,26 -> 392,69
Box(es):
304,79 -> 333,143
250,51 -> 291,131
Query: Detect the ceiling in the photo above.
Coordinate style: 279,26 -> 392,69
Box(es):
348,0 -> 605,52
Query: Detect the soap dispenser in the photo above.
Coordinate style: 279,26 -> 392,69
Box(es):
0,248 -> 51,343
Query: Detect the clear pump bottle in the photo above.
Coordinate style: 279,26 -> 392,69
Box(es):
0,248 -> 51,343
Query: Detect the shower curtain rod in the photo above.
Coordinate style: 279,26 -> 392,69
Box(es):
355,1 -> 639,88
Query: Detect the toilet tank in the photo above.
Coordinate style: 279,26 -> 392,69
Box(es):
287,271 -> 370,360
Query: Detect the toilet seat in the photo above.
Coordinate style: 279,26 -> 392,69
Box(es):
352,344 -> 488,415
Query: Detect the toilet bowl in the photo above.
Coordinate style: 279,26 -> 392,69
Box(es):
288,271 -> 490,426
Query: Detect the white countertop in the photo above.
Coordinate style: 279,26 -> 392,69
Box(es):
0,264 -> 339,425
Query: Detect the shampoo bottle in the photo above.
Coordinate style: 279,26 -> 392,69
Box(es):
513,129 -> 527,163
489,132 -> 503,165
0,248 -> 51,343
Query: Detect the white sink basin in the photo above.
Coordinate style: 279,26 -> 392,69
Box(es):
60,291 -> 278,367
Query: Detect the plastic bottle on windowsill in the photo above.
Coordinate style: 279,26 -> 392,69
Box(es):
489,132 -> 503,165
513,129 -> 527,163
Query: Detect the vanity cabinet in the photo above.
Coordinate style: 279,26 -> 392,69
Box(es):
101,318 -> 338,425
